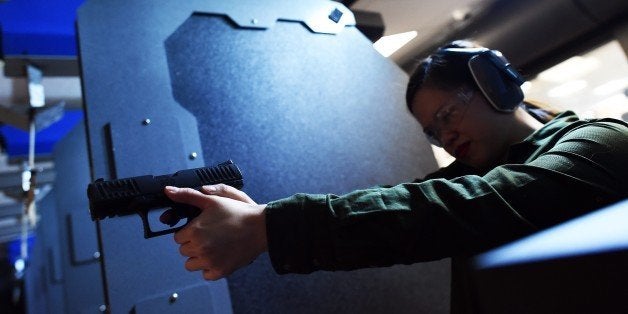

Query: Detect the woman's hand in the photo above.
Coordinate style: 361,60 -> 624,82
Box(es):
164,184 -> 267,280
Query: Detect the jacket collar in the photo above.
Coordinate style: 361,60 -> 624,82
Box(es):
506,111 -> 579,163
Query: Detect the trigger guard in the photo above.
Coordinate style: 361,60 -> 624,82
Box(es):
136,204 -> 200,239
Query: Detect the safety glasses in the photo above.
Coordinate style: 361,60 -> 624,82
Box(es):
422,89 -> 475,147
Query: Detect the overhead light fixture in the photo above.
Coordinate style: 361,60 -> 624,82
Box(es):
452,8 -> 472,22
593,94 -> 628,109
547,80 -> 588,98
538,56 -> 600,83
590,94 -> 628,121
373,31 -> 418,58
520,81 -> 532,93
593,77 -> 628,96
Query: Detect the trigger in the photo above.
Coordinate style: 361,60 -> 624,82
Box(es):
159,209 -> 181,227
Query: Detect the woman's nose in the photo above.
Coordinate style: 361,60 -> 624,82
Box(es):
440,129 -> 459,150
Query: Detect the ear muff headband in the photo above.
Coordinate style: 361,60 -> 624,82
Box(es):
436,47 -> 525,112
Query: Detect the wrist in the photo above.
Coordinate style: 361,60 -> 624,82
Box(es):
253,204 -> 268,254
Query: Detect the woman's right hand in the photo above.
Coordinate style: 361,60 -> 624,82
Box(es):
164,184 -> 268,280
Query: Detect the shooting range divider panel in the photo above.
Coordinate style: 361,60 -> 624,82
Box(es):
77,0 -> 449,313
471,199 -> 628,314
51,123 -> 105,313
26,193 -> 65,314
26,122 -> 107,314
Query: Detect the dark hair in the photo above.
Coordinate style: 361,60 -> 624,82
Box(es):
405,40 -> 481,112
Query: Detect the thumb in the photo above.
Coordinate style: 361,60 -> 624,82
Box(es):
164,186 -> 214,209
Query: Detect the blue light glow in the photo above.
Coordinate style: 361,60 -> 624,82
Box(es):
475,199 -> 628,269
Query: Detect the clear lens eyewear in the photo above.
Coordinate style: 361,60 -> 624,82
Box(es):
423,89 -> 474,147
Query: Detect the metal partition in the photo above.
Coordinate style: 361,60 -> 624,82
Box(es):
77,0 -> 449,312
25,193 -> 65,314
52,123 -> 104,312
25,122 -> 105,314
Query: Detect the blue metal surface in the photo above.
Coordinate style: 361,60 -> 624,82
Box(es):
51,122 -> 105,313
77,0 -> 446,313
475,199 -> 628,269
470,200 -> 628,314
23,194 -> 66,314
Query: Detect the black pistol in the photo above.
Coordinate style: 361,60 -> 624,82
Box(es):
87,160 -> 243,238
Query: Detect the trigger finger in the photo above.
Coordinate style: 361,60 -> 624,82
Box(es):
159,209 -> 181,227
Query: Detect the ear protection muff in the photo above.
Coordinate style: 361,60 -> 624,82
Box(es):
436,47 -> 526,112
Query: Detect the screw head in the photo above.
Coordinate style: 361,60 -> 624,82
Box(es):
142,119 -> 151,125
251,18 -> 258,25
93,252 -> 101,259
189,152 -> 198,160
99,304 -> 107,312
169,293 -> 179,303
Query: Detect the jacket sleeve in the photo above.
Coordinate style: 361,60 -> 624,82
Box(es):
265,119 -> 628,274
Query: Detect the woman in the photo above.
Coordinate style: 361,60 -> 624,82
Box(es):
164,40 -> 628,311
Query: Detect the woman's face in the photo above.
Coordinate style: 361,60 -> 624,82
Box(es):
410,87 -> 513,170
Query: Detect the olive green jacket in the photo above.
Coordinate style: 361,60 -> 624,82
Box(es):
265,111 -> 628,311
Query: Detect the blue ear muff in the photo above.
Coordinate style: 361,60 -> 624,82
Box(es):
437,48 -> 525,112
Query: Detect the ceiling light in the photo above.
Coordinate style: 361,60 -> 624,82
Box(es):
538,56 -> 600,83
593,77 -> 628,96
452,8 -> 471,22
547,80 -> 588,98
373,31 -> 417,58
590,94 -> 628,120
520,81 -> 532,93
592,94 -> 628,108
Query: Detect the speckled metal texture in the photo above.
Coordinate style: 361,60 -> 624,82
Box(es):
51,123 -> 105,313
77,0 -> 448,313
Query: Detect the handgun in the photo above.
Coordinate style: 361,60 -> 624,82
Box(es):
87,160 -> 243,238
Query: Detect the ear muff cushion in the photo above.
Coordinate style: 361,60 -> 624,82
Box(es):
468,53 -> 524,112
